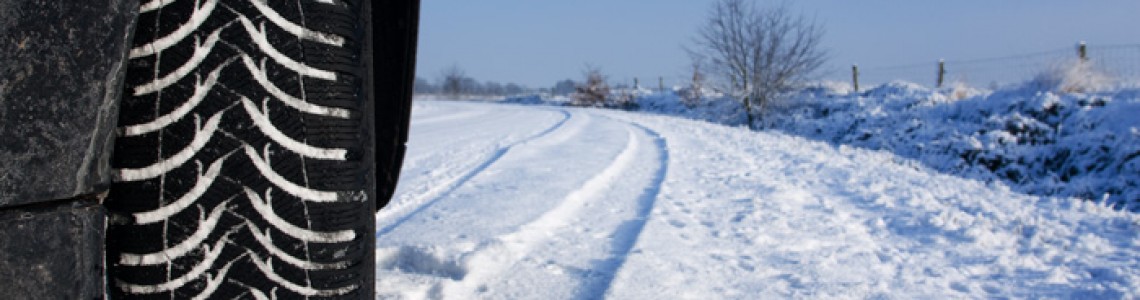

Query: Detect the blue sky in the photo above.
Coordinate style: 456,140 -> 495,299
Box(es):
415,0 -> 1140,88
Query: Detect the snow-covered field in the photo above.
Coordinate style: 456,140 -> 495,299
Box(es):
375,100 -> 1139,299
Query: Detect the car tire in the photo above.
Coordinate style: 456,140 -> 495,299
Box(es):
105,0 -> 417,298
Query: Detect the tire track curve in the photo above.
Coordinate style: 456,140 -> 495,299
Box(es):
590,120 -> 671,299
430,116 -> 670,299
375,109 -> 573,238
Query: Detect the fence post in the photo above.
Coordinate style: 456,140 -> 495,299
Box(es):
1078,41 -> 1088,62
937,59 -> 946,88
851,64 -> 859,93
658,77 -> 664,93
634,77 -> 639,90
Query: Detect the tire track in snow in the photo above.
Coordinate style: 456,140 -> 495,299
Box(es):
434,117 -> 671,299
588,121 -> 670,299
439,121 -> 642,297
397,109 -> 544,172
380,108 -> 585,231
375,109 -> 572,237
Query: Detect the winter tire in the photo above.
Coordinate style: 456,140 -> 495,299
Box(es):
105,0 -> 418,298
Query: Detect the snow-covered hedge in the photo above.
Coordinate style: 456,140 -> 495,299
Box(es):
635,91 -> 749,127
760,81 -> 1140,211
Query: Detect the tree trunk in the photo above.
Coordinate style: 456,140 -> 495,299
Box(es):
755,94 -> 768,128
742,96 -> 755,130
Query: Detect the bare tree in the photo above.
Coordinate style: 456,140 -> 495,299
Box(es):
440,64 -> 467,97
681,56 -> 706,108
460,77 -> 480,95
571,66 -> 610,107
695,0 -> 826,128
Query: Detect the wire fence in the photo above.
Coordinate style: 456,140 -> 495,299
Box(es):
1090,44 -> 1140,80
609,43 -> 1140,94
832,43 -> 1140,89
610,75 -> 696,92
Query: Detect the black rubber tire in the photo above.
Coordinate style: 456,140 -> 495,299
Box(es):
372,0 -> 419,208
105,0 -> 416,298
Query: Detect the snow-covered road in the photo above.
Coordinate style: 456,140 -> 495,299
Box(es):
375,100 -> 1139,299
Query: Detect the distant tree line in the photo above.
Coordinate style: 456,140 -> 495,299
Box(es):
550,79 -> 577,96
414,64 -> 530,97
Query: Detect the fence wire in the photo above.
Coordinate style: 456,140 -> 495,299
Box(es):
1089,44 -> 1140,81
834,44 -> 1140,89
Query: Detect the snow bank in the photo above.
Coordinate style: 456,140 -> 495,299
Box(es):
761,81 -> 1140,211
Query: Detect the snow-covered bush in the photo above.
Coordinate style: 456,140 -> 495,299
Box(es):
634,90 -> 748,127
611,90 -> 640,110
1026,61 -> 1115,93
568,68 -> 641,110
500,94 -> 547,105
571,68 -> 611,107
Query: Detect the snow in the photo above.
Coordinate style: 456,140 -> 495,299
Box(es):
376,100 -> 1140,299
